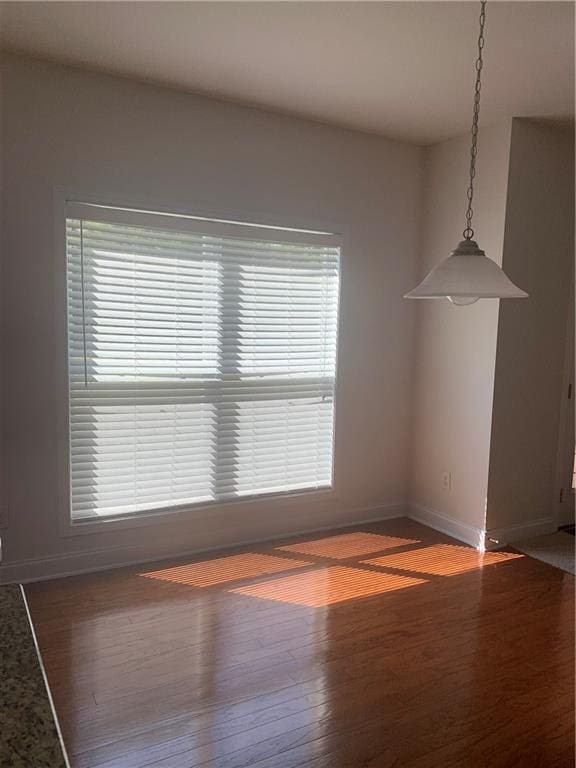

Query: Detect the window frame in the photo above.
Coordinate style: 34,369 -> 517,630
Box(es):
54,188 -> 345,536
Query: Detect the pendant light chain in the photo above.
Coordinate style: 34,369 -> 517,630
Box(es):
463,0 -> 487,241
404,0 -> 528,302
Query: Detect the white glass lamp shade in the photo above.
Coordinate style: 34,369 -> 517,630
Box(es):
404,239 -> 528,303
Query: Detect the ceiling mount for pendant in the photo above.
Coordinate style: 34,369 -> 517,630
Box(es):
404,0 -> 528,305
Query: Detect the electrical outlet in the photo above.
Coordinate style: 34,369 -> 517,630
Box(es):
0,506 -> 10,530
441,472 -> 452,493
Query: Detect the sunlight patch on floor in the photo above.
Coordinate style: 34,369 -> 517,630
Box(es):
276,531 -> 420,560
139,553 -> 310,588
362,543 -> 523,576
230,565 -> 427,607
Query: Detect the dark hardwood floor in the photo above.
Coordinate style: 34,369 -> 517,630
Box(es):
26,520 -> 575,768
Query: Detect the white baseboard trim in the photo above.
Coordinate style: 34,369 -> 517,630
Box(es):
485,517 -> 556,548
406,503 -> 485,550
5,503 -> 556,583
1,503 -> 406,584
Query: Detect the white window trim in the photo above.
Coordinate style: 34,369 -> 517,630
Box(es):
53,188 -> 346,537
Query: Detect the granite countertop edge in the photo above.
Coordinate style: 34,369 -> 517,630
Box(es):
0,583 -> 70,768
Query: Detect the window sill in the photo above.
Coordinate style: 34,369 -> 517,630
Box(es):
60,485 -> 336,537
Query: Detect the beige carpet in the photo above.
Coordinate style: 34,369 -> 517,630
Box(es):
513,532 -> 575,575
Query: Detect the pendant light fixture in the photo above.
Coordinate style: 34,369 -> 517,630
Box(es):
404,1 -> 528,305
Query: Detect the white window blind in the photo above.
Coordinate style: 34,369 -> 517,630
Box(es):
66,204 -> 341,521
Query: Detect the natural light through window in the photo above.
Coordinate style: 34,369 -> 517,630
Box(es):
230,566 -> 427,608
362,544 -> 523,576
141,553 -> 311,588
277,532 -> 421,559
134,532 -> 526,608
66,204 -> 341,521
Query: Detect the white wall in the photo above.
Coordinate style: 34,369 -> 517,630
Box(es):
408,121 -> 512,536
0,54 -> 422,579
486,119 -> 575,538
409,118 -> 575,546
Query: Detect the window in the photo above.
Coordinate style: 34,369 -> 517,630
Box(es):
65,203 -> 341,522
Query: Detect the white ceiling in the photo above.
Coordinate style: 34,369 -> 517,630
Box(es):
0,1 -> 573,144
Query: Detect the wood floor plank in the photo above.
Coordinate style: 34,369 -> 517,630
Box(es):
25,520 -> 575,768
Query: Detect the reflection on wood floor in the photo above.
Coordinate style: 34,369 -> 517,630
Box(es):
26,519 -> 574,768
